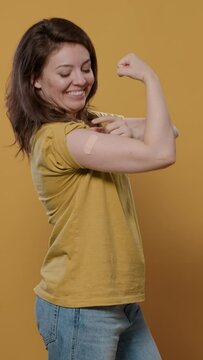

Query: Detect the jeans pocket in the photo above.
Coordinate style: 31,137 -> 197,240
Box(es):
35,296 -> 59,349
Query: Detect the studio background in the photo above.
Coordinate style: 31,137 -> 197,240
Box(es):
1,1 -> 202,359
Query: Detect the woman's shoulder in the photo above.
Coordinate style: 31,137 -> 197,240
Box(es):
32,120 -> 84,140
30,120 -> 88,153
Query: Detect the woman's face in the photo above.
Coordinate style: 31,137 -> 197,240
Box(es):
34,43 -> 95,114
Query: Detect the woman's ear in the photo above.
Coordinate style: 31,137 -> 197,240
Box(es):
31,75 -> 41,89
33,78 -> 42,89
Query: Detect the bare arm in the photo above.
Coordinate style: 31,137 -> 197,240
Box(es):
66,53 -> 176,173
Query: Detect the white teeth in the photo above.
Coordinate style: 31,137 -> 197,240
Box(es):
67,90 -> 85,96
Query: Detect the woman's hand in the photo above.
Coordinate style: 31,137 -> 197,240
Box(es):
117,53 -> 155,82
125,118 -> 146,140
91,115 -> 133,137
91,116 -> 148,140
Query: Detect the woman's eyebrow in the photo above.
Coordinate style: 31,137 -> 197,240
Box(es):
56,59 -> 91,69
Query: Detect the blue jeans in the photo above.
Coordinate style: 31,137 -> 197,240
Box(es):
35,296 -> 162,360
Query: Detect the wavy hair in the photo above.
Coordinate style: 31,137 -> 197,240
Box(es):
6,18 -> 98,156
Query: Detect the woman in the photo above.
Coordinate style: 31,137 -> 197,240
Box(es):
6,17 -> 177,360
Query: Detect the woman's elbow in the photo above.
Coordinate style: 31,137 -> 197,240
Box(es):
159,151 -> 176,167
166,155 -> 176,166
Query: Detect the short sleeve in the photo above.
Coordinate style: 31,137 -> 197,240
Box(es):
51,121 -> 88,171
31,121 -> 88,173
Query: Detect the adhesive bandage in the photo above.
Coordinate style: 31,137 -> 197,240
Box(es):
83,134 -> 98,154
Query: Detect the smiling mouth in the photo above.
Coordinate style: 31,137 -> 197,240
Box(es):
66,90 -> 85,96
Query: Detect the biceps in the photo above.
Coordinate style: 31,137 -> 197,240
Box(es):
66,129 -> 171,173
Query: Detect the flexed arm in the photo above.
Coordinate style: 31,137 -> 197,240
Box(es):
66,53 -> 176,173
117,53 -> 176,160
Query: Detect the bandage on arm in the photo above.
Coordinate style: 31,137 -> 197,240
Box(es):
83,134 -> 99,154
66,129 -> 174,173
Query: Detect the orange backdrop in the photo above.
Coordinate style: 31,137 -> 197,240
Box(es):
1,1 -> 202,359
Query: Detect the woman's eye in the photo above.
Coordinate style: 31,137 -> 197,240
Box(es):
82,69 -> 91,73
60,73 -> 70,78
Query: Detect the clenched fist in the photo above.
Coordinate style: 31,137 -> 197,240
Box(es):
117,53 -> 155,82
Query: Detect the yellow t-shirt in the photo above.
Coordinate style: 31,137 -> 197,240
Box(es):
30,118 -> 145,307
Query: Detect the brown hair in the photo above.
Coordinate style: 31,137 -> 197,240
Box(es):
6,18 -> 98,156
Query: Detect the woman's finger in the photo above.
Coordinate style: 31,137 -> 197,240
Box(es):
105,121 -> 123,132
109,128 -> 123,135
91,115 -> 122,125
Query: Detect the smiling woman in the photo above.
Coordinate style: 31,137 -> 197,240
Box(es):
6,18 -> 98,155
6,17 -> 177,360
33,43 -> 95,114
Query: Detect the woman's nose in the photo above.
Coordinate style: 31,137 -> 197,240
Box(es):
72,71 -> 87,86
